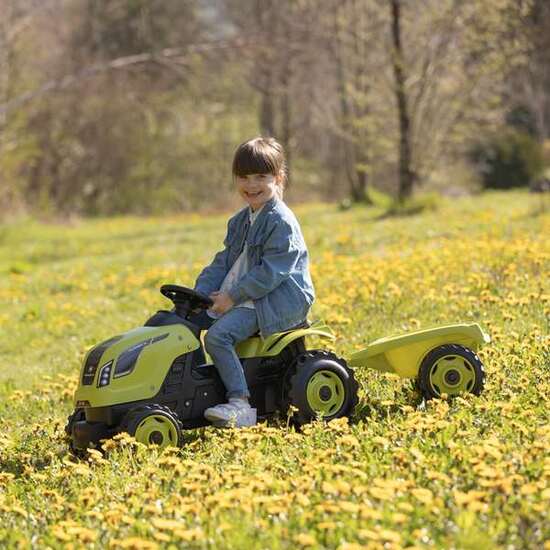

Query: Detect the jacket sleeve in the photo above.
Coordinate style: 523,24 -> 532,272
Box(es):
228,219 -> 301,303
194,221 -> 232,297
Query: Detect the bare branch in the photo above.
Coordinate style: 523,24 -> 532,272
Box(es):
0,37 -> 252,117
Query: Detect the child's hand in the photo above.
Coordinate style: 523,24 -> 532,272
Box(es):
209,291 -> 234,315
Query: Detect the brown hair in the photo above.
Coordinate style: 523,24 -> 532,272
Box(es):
232,137 -> 287,198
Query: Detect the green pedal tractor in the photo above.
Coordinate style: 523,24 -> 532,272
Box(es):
66,285 -> 490,451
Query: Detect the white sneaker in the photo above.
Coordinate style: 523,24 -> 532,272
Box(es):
204,399 -> 257,428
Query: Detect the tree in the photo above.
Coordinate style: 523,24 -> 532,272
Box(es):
389,0 -> 415,202
506,0 -> 550,141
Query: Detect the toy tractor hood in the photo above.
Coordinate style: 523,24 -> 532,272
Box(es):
74,324 -> 199,408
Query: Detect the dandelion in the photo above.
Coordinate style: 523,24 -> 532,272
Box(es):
411,488 -> 434,505
109,537 -> 158,549
337,543 -> 367,550
453,490 -> 486,506
295,533 -> 316,547
151,518 -> 185,531
173,527 -> 203,541
317,521 -> 337,530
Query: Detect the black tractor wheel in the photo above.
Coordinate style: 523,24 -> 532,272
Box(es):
283,350 -> 359,426
122,404 -> 183,449
65,408 -> 88,457
417,344 -> 485,400
65,408 -> 85,436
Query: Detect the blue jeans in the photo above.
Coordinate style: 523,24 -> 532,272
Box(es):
188,307 -> 259,399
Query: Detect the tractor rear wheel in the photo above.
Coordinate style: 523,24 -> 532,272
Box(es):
123,404 -> 183,448
283,350 -> 359,426
417,344 -> 485,400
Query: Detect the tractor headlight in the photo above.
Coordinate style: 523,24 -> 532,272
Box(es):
97,360 -> 114,387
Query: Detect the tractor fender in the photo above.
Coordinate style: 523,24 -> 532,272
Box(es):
262,326 -> 335,357
240,323 -> 335,358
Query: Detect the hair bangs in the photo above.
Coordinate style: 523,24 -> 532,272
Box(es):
232,139 -> 280,177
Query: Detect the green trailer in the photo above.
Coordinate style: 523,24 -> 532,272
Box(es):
348,323 -> 490,398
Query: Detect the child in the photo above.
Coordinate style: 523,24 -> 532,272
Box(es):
190,137 -> 315,428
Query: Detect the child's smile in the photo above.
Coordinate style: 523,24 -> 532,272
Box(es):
236,173 -> 279,211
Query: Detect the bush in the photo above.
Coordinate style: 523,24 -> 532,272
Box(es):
469,129 -> 544,190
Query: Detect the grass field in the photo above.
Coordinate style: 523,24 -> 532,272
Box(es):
0,191 -> 548,549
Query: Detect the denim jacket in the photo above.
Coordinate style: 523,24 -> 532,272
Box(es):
194,196 -> 315,337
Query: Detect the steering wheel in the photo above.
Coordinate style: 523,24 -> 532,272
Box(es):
160,284 -> 213,317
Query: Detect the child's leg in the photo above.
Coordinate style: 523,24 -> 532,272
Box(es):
204,307 -> 259,399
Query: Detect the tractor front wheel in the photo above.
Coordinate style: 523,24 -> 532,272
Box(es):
123,404 -> 183,449
417,344 -> 485,400
284,350 -> 359,426
65,408 -> 87,456
65,408 -> 85,436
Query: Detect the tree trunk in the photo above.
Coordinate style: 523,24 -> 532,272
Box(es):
256,0 -> 275,137
259,83 -> 275,137
280,68 -> 292,180
390,0 -> 415,203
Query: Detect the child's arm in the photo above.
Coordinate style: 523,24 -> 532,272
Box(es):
194,222 -> 232,297
227,220 -> 301,303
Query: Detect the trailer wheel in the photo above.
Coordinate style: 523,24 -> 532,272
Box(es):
418,344 -> 485,400
283,350 -> 359,426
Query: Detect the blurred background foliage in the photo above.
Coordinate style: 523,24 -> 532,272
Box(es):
1,0 -> 549,218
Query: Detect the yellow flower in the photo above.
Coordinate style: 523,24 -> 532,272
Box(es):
392,512 -> 408,524
411,488 -> 434,505
109,537 -> 159,549
359,508 -> 383,520
151,517 -> 185,531
338,501 -> 361,514
520,483 -> 540,495
295,533 -> 316,547
358,529 -> 380,541
317,521 -> 337,530
337,435 -> 360,447
174,527 -> 203,541
368,487 -> 394,501
379,529 -> 402,544
65,526 -> 97,543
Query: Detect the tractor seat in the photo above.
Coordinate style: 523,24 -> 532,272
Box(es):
251,320 -> 310,337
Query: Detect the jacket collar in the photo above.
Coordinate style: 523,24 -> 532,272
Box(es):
246,196 -> 279,243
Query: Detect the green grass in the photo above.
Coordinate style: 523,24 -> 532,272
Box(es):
0,190 -> 548,549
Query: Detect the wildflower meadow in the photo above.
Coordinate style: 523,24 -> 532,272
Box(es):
0,191 -> 548,549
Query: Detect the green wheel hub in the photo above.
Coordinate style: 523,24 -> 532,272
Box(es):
306,370 -> 346,417
134,414 -> 179,447
428,354 -> 476,396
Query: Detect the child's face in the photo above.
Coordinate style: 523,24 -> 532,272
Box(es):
236,173 -> 279,211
